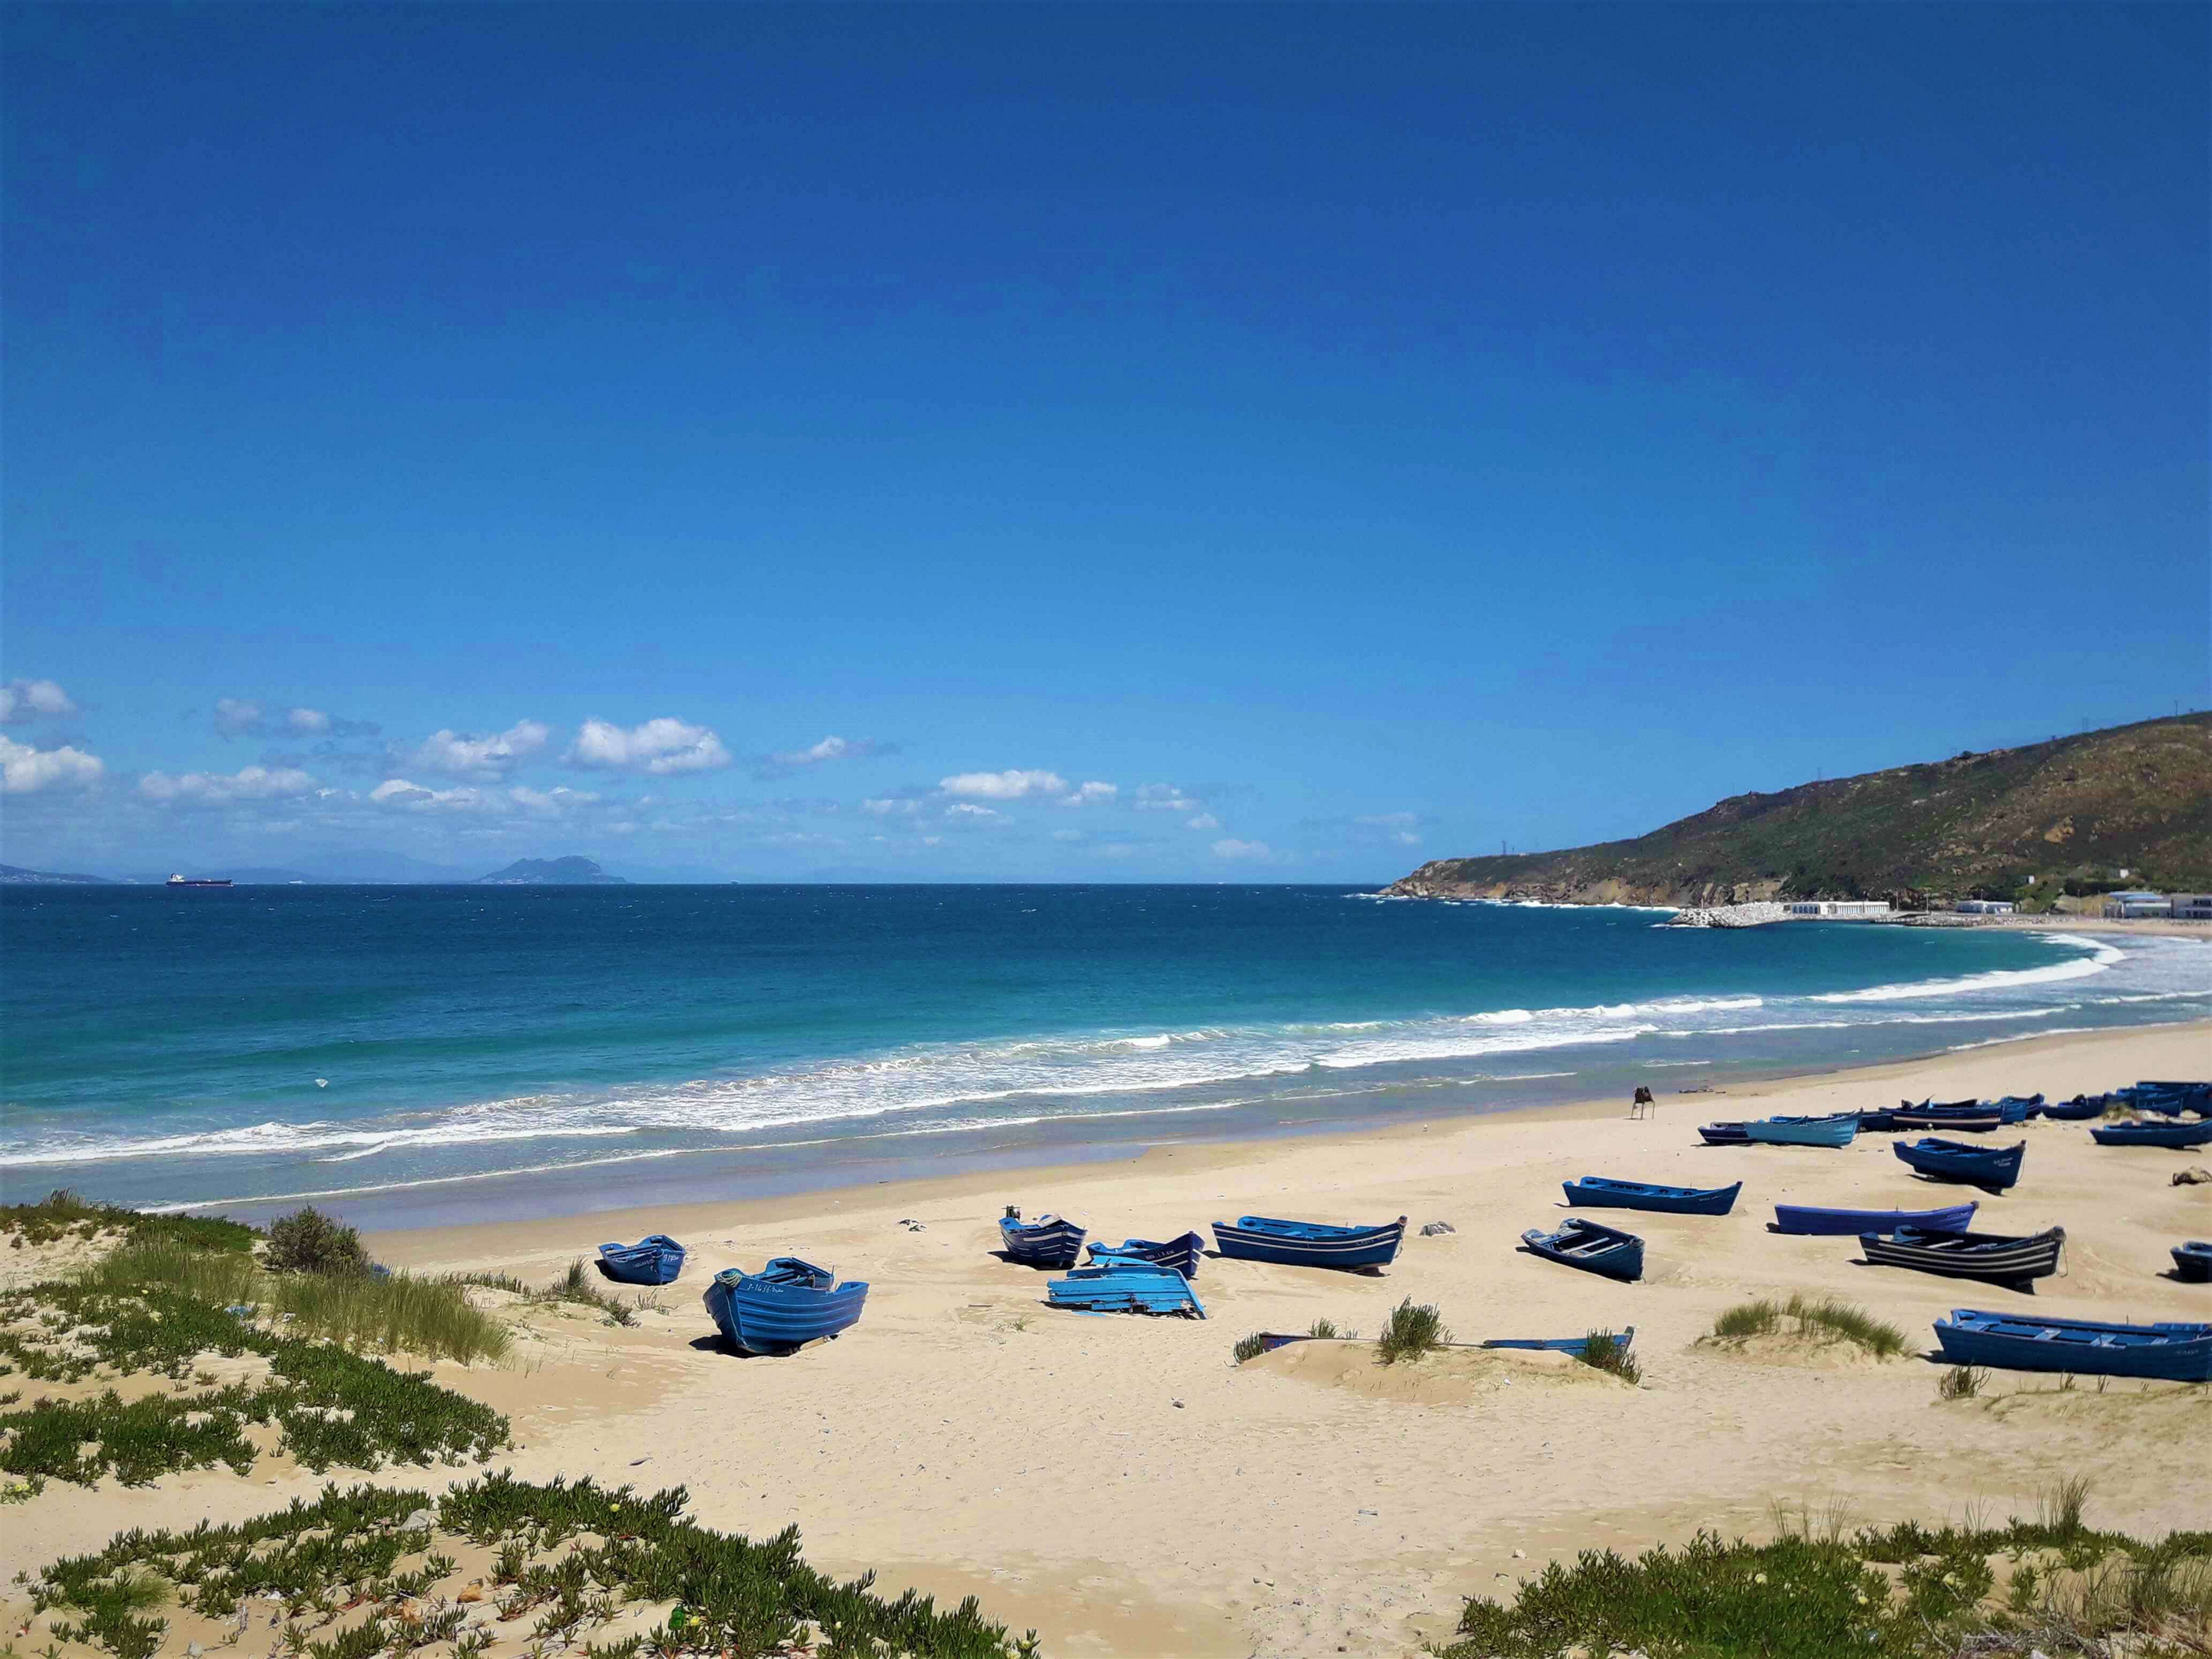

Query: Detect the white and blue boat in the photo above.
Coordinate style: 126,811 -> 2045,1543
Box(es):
596,1234 -> 687,1285
1772,1200 -> 1977,1237
1561,1177 -> 1740,1216
998,1211 -> 1087,1269
1481,1327 -> 1635,1358
1744,1112 -> 1859,1148
1860,1224 -> 2066,1287
704,1258 -> 869,1356
1933,1309 -> 2212,1382
1520,1217 -> 1644,1281
1895,1137 -> 2025,1190
1047,1257 -> 1206,1317
1087,1231 -> 1206,1277
1211,1214 -> 1406,1270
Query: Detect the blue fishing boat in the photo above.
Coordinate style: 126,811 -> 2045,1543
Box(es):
1697,1121 -> 1750,1146
1993,1094 -> 2045,1121
1895,1137 -> 2025,1190
2039,1094 -> 2105,1121
2089,1120 -> 2212,1150
596,1234 -> 687,1285
2173,1242 -> 2212,1283
2116,1083 -> 2211,1116
703,1258 -> 869,1356
1860,1224 -> 2066,1286
1047,1257 -> 1206,1317
1481,1327 -> 1636,1358
1853,1108 -> 1902,1133
1520,1217 -> 1644,1281
1561,1176 -> 1740,1216
1771,1200 -> 1977,1237
1932,1309 -> 2212,1382
998,1211 -> 1087,1269
1212,1214 -> 1406,1270
1744,1112 -> 1859,1148
1086,1231 -> 1205,1278
1891,1105 -> 2004,1134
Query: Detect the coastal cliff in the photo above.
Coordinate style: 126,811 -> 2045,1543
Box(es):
1389,713 -> 2212,907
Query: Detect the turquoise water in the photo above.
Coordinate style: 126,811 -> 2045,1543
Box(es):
2,885 -> 2204,1225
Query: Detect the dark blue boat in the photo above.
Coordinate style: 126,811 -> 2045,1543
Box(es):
1861,1224 -> 2066,1286
1481,1326 -> 1636,1358
1933,1309 -> 2212,1382
2089,1120 -> 2212,1150
2174,1242 -> 2212,1283
1772,1200 -> 1977,1237
1853,1109 -> 1902,1133
2039,1094 -> 2104,1121
1520,1217 -> 1644,1281
1697,1121 -> 1750,1146
1561,1176 -> 1740,1216
1891,1106 -> 2005,1134
1994,1094 -> 2045,1121
1047,1258 -> 1206,1317
1895,1137 -> 2025,1190
596,1234 -> 687,1285
1086,1231 -> 1205,1278
998,1211 -> 1087,1268
1211,1214 -> 1406,1270
703,1258 -> 869,1356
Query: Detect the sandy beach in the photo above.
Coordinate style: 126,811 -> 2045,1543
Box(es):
7,1021 -> 2208,1657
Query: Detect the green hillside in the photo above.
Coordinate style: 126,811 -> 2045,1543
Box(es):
1388,713 -> 2211,909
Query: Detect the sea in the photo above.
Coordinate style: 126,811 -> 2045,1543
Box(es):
2,885 -> 2205,1229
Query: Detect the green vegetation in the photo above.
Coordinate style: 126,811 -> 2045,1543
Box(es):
28,1473 -> 1038,1659
1577,1330 -> 1640,1385
448,1260 -> 641,1326
0,1188 -> 256,1254
1390,711 -> 2212,904
1231,1332 -> 1268,1364
1438,1488 -> 2212,1658
1938,1363 -> 1988,1400
1376,1299 -> 1449,1365
265,1207 -> 372,1277
1707,1293 -> 1907,1359
1307,1317 -> 1355,1339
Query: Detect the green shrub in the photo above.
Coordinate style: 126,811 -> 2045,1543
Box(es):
1578,1330 -> 1641,1385
1708,1293 -> 1906,1358
1307,1317 -> 1354,1339
1,1189 -> 256,1253
1231,1333 -> 1267,1364
1376,1299 -> 1449,1365
1711,1298 -> 1781,1338
264,1209 -> 370,1277
1938,1364 -> 1986,1400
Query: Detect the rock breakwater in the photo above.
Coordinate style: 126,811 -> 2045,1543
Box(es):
1664,902 -> 1792,929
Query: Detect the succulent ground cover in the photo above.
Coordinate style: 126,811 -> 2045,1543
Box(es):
24,1473 -> 1037,1659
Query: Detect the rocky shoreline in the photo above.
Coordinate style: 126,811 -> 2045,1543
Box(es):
1662,902 -> 1792,929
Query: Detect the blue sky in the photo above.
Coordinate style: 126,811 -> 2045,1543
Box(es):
4,4 -> 2204,880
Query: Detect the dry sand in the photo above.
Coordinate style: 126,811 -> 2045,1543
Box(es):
8,1022 -> 2209,1657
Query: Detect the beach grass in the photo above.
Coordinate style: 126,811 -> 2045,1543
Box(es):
1376,1299 -> 1449,1365
1937,1363 -> 1988,1400
1578,1329 -> 1641,1385
1231,1333 -> 1267,1364
1,1188 -> 257,1255
1307,1317 -> 1355,1339
1708,1293 -> 1908,1358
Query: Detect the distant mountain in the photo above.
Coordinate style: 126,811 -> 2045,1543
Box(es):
472,856 -> 628,886
1389,713 -> 2212,908
0,862 -> 113,885
290,848 -> 478,883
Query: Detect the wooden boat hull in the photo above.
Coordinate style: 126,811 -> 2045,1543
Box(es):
2174,1243 -> 2212,1283
1211,1216 -> 1406,1270
597,1235 -> 686,1285
1933,1310 -> 2212,1382
1481,1327 -> 1636,1357
1561,1177 -> 1740,1216
704,1260 -> 869,1355
1048,1260 -> 1205,1317
1520,1220 -> 1644,1282
1860,1224 -> 2065,1285
2039,1096 -> 2104,1121
1890,1110 -> 2004,1134
1697,1122 -> 1749,1146
1087,1232 -> 1205,1278
2089,1121 -> 2212,1149
1894,1138 -> 2025,1190
1744,1115 -> 1859,1148
1772,1201 -> 1978,1237
998,1214 -> 1087,1269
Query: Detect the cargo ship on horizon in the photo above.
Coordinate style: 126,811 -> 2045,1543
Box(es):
166,873 -> 233,887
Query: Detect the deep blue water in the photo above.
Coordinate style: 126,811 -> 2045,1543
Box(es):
3,885 -> 2204,1224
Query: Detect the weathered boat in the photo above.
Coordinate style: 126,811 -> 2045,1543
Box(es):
2039,1095 -> 2105,1121
998,1211 -> 1087,1269
1932,1310 -> 2212,1382
1046,1257 -> 1205,1317
1894,1137 -> 2025,1190
703,1258 -> 868,1356
1859,1224 -> 2066,1286
1890,1106 -> 2005,1134
596,1234 -> 687,1285
2088,1120 -> 2212,1150
1771,1200 -> 1978,1237
1086,1231 -> 1206,1278
1744,1112 -> 1859,1148
1519,1217 -> 1644,1282
1211,1214 -> 1407,1270
1697,1121 -> 1750,1146
2173,1242 -> 2212,1283
1560,1177 -> 1740,1216
1481,1327 -> 1636,1358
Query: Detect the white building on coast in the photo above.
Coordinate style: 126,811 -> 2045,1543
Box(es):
1784,900 -> 1893,920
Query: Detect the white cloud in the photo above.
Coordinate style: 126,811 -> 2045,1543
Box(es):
862,796 -> 922,816
1051,828 -> 1085,842
1392,831 -> 1420,846
1136,783 -> 1201,812
1356,812 -> 1420,828
368,777 -> 488,810
0,735 -> 103,793
287,708 -> 332,733
945,802 -> 1002,820
568,717 -> 732,775
1211,838 -> 1273,860
0,679 -> 78,723
939,769 -> 1067,800
1185,813 -> 1220,830
1058,781 -> 1117,806
753,735 -> 897,779
140,764 -> 314,805
214,697 -> 263,736
412,720 -> 551,777
509,785 -> 599,813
